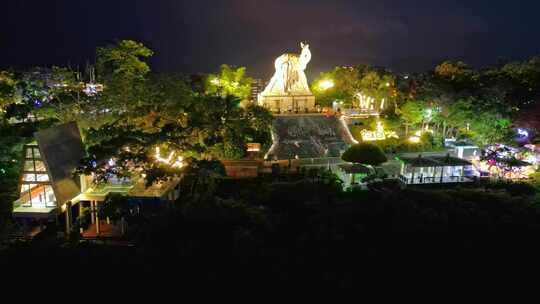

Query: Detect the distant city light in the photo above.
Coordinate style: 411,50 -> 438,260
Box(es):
517,129 -> 529,138
83,83 -> 103,96
89,160 -> 97,168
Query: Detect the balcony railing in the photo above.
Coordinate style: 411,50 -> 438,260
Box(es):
399,175 -> 475,185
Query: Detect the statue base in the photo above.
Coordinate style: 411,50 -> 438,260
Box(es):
258,94 -> 316,114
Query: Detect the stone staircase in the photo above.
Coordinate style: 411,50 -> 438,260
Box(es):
266,114 -> 354,160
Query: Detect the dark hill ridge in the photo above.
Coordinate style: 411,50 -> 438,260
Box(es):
266,114 -> 354,160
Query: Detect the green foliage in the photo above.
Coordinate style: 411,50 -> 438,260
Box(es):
79,57 -> 272,185
0,71 -> 16,117
444,98 -> 513,146
98,193 -> 131,224
348,124 -> 365,142
372,133 -> 443,154
97,40 -> 154,82
205,64 -> 252,100
312,67 -> 359,107
434,61 -> 475,82
342,143 -> 388,166
397,58 -> 528,146
95,40 -> 154,126
312,65 -> 395,108
0,123 -> 38,227
480,180 -> 537,197
399,101 -> 424,130
180,159 -> 227,199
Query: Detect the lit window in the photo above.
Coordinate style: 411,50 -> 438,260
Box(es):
17,145 -> 56,208
26,148 -> 34,158
34,161 -> 46,172
32,148 -> 41,158
24,160 -> 35,171
23,174 -> 37,182
36,174 -> 50,182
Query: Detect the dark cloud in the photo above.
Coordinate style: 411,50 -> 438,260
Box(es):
1,0 -> 540,78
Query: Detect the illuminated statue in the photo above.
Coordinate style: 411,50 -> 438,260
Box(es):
262,42 -> 312,96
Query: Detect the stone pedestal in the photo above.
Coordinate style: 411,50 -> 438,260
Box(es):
258,94 -> 316,114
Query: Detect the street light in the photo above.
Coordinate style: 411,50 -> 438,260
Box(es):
319,79 -> 334,91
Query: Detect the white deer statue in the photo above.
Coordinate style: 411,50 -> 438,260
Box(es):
261,42 -> 312,96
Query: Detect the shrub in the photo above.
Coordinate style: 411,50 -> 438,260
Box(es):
342,143 -> 388,166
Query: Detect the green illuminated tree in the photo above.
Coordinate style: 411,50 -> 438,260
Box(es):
312,67 -> 360,107
342,143 -> 388,166
78,73 -> 272,185
205,64 -> 252,101
96,40 -> 154,120
399,101 -> 424,135
312,65 -> 396,109
0,71 -> 17,125
434,61 -> 473,81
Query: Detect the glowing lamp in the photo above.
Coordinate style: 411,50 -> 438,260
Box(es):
517,129 -> 529,138
155,147 -> 184,169
409,136 -> 421,144
319,79 -> 334,90
247,143 -> 261,152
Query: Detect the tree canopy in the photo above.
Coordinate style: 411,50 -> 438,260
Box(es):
205,64 -> 252,101
312,65 -> 395,108
73,41 -> 273,185
342,143 -> 388,166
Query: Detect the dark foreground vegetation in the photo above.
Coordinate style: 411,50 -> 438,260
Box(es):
3,168 -> 540,291
2,40 -> 540,291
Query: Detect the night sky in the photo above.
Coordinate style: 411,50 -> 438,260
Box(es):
2,0 -> 540,79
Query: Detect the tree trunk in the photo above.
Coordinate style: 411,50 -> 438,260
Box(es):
120,217 -> 126,235
442,121 -> 447,139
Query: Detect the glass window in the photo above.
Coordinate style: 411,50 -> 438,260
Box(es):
36,174 -> 49,182
20,184 -> 30,194
19,184 -> 56,208
30,185 -> 44,208
32,148 -> 41,158
20,184 -> 37,207
26,148 -> 34,159
44,185 -> 56,207
33,160 -> 46,172
24,160 -> 35,171
23,174 -> 37,182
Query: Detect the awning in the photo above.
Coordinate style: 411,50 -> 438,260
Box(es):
72,184 -> 134,203
12,206 -> 56,220
399,155 -> 441,168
